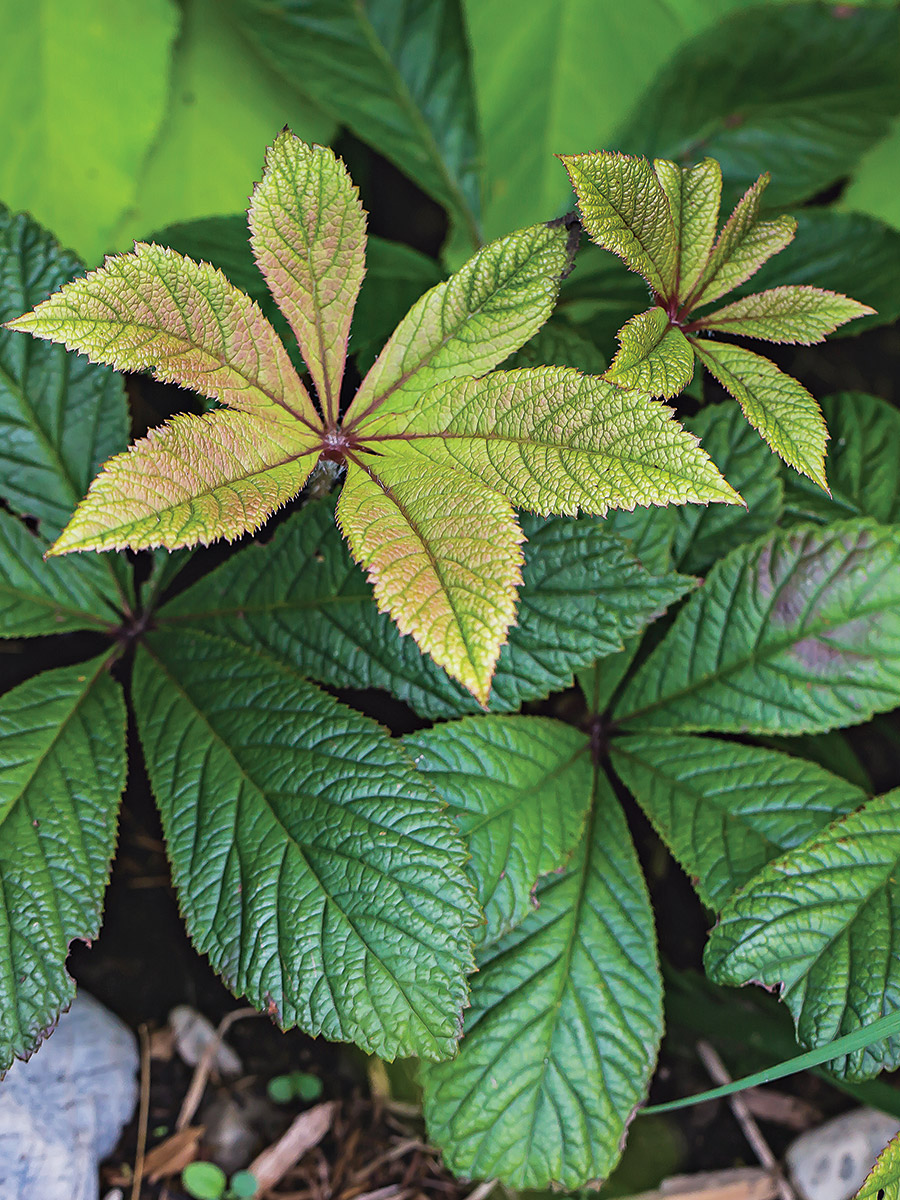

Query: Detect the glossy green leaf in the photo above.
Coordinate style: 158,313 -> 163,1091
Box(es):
856,1131 -> 900,1200
698,287 -> 874,344
673,401 -> 783,575
654,157 -> 722,303
706,789 -> 900,1080
337,453 -> 523,703
0,657 -> 126,1071
404,716 -> 591,944
249,131 -> 366,425
562,151 -> 677,296
224,0 -> 482,245
843,112 -> 900,230
782,393 -> 900,527
603,504 -> 678,576
343,223 -> 571,430
577,637 -> 643,718
422,766 -> 662,1189
612,734 -> 864,910
0,510 -> 120,636
134,631 -> 477,1061
617,521 -> 900,736
606,306 -> 694,398
0,0 -> 177,262
692,340 -> 827,489
158,502 -> 693,719
0,207 -> 129,538
615,4 -> 900,212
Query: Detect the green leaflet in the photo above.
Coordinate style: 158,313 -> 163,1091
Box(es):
616,521 -> 900,736
698,286 -> 874,345
673,401 -> 783,575
403,716 -> 592,944
706,789 -> 900,1081
606,306 -> 694,398
782,393 -> 900,527
0,510 -> 120,635
611,734 -> 865,911
422,764 -> 663,1190
692,340 -> 828,490
856,1133 -> 900,1200
133,630 -> 478,1061
223,0 -> 482,246
0,656 -> 126,1071
158,502 -> 694,719
653,157 -> 721,304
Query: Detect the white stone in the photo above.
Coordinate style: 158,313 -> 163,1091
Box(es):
786,1107 -> 900,1200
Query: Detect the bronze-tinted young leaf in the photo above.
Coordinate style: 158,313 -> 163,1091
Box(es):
337,452 -> 524,703
7,242 -> 321,430
696,286 -> 874,345
653,157 -> 722,304
605,306 -> 694,398
249,132 -> 366,424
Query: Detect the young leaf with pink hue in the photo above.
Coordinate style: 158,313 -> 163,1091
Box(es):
7,131 -> 738,703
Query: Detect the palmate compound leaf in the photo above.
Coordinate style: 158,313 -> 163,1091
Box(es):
0,655 -> 126,1071
402,716 -> 592,944
158,500 -> 695,719
706,789 -> 900,1081
133,629 -> 478,1061
856,1132 -> 900,1200
616,521 -> 900,737
611,734 -> 865,912
605,306 -> 694,399
421,760 -> 663,1189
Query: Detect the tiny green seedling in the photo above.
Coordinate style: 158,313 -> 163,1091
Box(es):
267,1070 -> 324,1104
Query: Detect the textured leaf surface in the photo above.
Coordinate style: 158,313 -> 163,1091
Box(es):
8,242 -> 320,430
0,510 -> 119,636
249,133 -> 365,424
706,790 -> 900,1080
782,393 -> 900,527
362,367 -> 739,513
692,340 -> 827,489
856,1132 -> 900,1200
612,734 -> 864,911
690,176 -> 795,309
0,207 -> 129,538
422,767 -> 662,1189
606,307 -> 694,398
404,717 -> 591,944
562,152 -> 677,295
159,502 -> 692,719
505,319 -> 607,374
337,455 -> 523,703
653,157 -> 722,304
617,522 -> 900,736
344,224 -> 570,430
699,287 -> 873,344
134,631 -> 477,1060
673,401 -> 783,575
615,5 -> 900,212
225,0 -> 482,244
49,409 -> 319,554
0,657 -> 126,1071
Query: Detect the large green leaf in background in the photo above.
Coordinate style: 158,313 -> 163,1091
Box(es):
224,0 -> 482,245
158,502 -> 694,719
422,764 -> 662,1189
0,657 -> 126,1072
0,0 -> 178,262
615,4 -> 900,212
134,630 -> 478,1061
617,521 -> 900,735
403,716 -> 591,944
707,789 -> 900,1080
843,115 -> 900,233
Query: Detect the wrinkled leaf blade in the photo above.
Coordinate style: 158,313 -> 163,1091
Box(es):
654,157 -> 722,304
606,306 -> 694,398
699,286 -> 873,344
856,1131 -> 900,1200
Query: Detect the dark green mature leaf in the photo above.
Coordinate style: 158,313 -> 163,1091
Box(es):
673,402 -> 783,575
604,504 -> 677,576
616,522 -> 900,736
706,790 -> 900,1080
0,657 -> 126,1071
612,734 -> 864,910
133,630 -> 477,1061
158,502 -> 695,719
422,767 -> 662,1189
0,206 -> 129,537
404,716 -> 591,944
0,510 -> 120,636
505,319 -> 607,374
557,242 -> 653,356
782,393 -> 900,527
732,210 -> 900,337
224,0 -> 482,245
615,4 -> 900,211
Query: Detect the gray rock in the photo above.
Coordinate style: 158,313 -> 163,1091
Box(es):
786,1107 -> 900,1200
